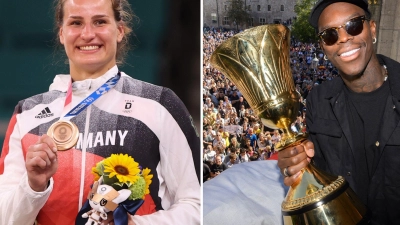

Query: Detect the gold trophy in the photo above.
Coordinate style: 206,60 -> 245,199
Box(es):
210,25 -> 368,224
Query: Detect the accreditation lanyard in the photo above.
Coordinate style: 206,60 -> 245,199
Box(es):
61,72 -> 121,120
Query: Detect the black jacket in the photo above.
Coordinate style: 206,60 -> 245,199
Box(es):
306,54 -> 400,225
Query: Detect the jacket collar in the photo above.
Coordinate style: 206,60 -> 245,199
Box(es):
49,65 -> 119,93
379,54 -> 400,101
322,54 -> 400,101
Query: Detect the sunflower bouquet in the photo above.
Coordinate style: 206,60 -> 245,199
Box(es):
76,154 -> 153,225
91,153 -> 153,200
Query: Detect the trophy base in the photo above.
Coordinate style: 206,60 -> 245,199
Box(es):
282,164 -> 368,225
282,187 -> 369,224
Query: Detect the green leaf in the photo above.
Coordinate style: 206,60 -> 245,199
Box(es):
102,174 -> 119,185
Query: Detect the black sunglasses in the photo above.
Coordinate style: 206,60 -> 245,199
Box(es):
318,16 -> 369,46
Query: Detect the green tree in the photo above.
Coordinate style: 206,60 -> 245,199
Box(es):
227,0 -> 250,30
291,0 -> 318,42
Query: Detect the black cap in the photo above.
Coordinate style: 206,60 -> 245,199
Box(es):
309,0 -> 371,30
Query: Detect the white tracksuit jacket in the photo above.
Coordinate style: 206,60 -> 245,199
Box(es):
0,66 -> 200,225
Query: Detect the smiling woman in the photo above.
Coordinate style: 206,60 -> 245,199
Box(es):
0,0 -> 200,224
57,0 -> 126,80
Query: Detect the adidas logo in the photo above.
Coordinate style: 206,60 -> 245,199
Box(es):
35,107 -> 54,119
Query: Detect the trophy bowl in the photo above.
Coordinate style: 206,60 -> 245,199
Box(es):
210,24 -> 368,225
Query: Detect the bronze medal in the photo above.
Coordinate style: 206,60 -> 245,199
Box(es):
47,120 -> 79,151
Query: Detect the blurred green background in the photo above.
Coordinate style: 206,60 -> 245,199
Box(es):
0,1 -> 200,151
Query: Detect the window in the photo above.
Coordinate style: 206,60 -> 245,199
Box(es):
268,5 -> 271,11
247,5 -> 251,11
259,18 -> 266,25
249,18 -> 254,26
223,16 -> 229,25
257,5 -> 261,11
281,5 -> 284,11
225,5 -> 227,11
211,13 -> 217,23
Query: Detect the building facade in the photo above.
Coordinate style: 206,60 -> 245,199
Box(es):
203,0 -> 297,30
372,0 -> 400,62
203,0 -> 399,61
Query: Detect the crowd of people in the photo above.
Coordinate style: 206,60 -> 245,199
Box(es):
202,27 -> 340,182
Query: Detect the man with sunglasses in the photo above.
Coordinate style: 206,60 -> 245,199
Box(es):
278,0 -> 400,224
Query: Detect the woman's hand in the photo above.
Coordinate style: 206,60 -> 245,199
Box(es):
277,140 -> 314,186
25,134 -> 58,192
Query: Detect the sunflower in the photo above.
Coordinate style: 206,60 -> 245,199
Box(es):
142,168 -> 153,196
103,154 -> 140,183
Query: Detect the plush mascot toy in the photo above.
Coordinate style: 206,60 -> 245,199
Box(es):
82,177 -> 131,225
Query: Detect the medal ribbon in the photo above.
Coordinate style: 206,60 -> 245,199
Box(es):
62,72 -> 121,120
60,72 -> 121,212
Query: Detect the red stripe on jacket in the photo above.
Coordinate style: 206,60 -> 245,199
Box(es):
0,114 -> 18,174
